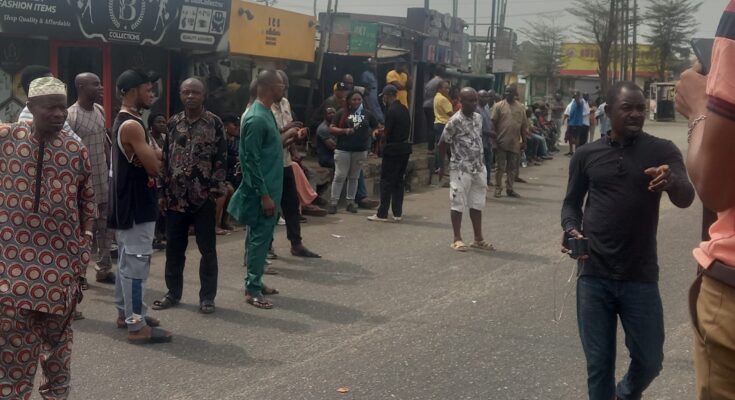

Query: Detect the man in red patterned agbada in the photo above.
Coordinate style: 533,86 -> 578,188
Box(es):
0,76 -> 95,400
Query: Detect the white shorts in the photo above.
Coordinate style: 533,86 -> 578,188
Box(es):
449,168 -> 488,212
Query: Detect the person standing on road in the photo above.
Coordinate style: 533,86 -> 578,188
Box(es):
228,70 -> 284,310
439,87 -> 495,252
328,91 -> 380,214
550,93 -> 565,151
361,61 -> 385,124
0,77 -> 94,398
564,91 -> 590,155
490,85 -> 528,198
67,72 -> 116,284
676,1 -> 735,396
387,62 -> 411,108
272,70 -> 321,258
433,80 -> 454,171
109,69 -> 172,344
152,77 -> 227,315
423,65 -> 447,153
368,84 -> 411,222
561,81 -> 695,400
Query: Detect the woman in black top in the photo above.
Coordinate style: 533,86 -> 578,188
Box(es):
328,91 -> 380,213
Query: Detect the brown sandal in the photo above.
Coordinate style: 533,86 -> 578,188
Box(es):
262,285 -> 279,295
245,293 -> 273,309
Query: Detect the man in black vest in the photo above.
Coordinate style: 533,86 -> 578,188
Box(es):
109,69 -> 172,344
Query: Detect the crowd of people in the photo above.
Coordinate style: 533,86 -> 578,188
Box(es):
1,1 -> 735,395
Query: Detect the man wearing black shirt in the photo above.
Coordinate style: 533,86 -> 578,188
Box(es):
561,81 -> 694,400
368,85 -> 412,222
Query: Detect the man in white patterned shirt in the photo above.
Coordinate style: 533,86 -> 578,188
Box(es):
438,87 -> 495,252
68,72 -> 115,284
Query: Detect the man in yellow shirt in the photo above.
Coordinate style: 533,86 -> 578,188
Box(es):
433,80 -> 454,170
386,62 -> 411,107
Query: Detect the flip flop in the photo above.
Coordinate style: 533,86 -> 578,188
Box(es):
245,294 -> 273,309
151,296 -> 179,310
117,316 -> 161,329
470,240 -> 497,251
450,240 -> 469,252
215,228 -> 230,236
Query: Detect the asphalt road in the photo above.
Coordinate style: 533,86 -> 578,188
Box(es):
55,120 -> 699,400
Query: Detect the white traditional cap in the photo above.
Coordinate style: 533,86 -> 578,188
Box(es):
28,76 -> 67,98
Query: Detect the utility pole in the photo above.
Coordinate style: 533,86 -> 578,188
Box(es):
473,0 -> 477,37
632,0 -> 637,81
305,0 -> 332,123
490,0 -> 497,65
452,0 -> 458,18
424,0 -> 429,9
624,0 -> 630,80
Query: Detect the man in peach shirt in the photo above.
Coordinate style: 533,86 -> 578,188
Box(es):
676,1 -> 735,397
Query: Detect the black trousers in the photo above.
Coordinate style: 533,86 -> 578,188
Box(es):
282,166 -> 302,246
164,200 -> 218,302
377,154 -> 410,218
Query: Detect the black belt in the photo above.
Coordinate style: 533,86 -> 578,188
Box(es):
700,260 -> 735,288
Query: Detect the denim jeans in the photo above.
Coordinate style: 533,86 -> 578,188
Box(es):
330,150 -> 367,205
576,276 -> 664,400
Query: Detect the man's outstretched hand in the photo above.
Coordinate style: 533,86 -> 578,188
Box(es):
644,165 -> 672,192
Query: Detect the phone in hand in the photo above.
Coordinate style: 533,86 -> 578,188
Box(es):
691,38 -> 714,75
563,231 -> 589,258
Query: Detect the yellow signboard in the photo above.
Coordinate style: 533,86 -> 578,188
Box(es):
560,43 -> 658,77
229,1 -> 317,62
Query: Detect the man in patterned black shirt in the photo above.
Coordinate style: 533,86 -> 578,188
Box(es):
153,77 -> 227,314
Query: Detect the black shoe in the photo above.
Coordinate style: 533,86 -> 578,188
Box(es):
507,191 -> 521,198
357,199 -> 378,209
515,177 -> 527,183
346,203 -> 358,213
152,240 -> 166,250
95,270 -> 116,284
327,204 -> 337,214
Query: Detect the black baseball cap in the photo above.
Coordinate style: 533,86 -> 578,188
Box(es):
379,84 -> 398,97
116,68 -> 160,93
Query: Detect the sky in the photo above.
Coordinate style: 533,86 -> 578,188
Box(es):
271,0 -> 723,41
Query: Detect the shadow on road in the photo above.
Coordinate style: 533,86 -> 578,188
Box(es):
473,249 -> 553,265
269,258 -> 375,287
274,295 -> 388,325
73,317 -> 285,368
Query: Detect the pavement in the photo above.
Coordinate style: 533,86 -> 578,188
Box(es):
56,120 -> 698,400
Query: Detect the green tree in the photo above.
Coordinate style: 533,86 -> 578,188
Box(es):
643,0 -> 702,80
568,0 -> 618,94
518,18 -> 566,97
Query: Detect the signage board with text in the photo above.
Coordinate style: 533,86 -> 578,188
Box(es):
0,0 -> 230,50
229,1 -> 316,62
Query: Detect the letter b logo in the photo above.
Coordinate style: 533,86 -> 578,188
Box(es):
118,0 -> 137,22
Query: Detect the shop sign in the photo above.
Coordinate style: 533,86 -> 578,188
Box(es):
229,1 -> 317,62
348,20 -> 377,57
0,0 -> 230,51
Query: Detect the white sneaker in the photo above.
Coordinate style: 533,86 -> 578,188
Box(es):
278,217 -> 286,225
393,216 -> 402,222
367,215 -> 390,222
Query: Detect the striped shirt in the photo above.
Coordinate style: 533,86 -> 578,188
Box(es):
693,0 -> 735,269
67,103 -> 109,206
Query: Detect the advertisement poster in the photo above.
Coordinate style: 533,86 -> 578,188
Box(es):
0,0 -> 230,50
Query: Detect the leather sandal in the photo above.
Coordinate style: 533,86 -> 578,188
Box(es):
151,296 -> 179,310
245,293 -> 273,309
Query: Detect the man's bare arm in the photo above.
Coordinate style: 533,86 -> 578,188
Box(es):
120,120 -> 161,177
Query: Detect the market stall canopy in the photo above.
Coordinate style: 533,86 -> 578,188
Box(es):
0,0 -> 231,51
229,1 -> 317,63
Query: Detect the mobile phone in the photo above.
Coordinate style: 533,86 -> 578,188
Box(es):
564,234 -> 589,259
691,38 -> 714,75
